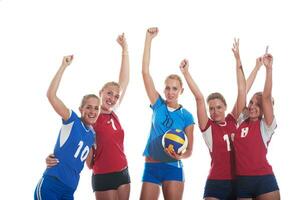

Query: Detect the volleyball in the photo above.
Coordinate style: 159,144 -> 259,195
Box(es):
162,129 -> 188,155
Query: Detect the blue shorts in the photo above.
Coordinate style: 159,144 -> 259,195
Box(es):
142,162 -> 184,185
236,174 -> 279,198
203,179 -> 236,200
34,175 -> 75,200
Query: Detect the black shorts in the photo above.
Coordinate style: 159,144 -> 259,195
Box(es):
204,179 -> 236,200
92,167 -> 131,192
236,174 -> 279,198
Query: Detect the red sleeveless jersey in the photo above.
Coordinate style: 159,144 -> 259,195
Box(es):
92,112 -> 128,174
201,114 -> 236,180
234,113 -> 276,176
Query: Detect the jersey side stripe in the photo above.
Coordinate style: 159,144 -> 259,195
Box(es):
36,177 -> 44,200
59,122 -> 74,147
202,126 -> 213,152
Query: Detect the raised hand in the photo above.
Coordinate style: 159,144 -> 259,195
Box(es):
62,55 -> 73,67
146,27 -> 159,40
232,38 -> 241,65
256,56 -> 264,68
179,59 -> 189,74
263,54 -> 273,69
117,33 -> 128,51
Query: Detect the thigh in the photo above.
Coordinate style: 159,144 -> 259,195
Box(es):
256,190 -> 280,200
95,190 -> 118,200
140,182 -> 160,200
256,175 -> 279,197
117,183 -> 130,200
162,181 -> 184,200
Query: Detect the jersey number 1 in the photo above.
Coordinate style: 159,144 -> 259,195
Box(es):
223,134 -> 231,151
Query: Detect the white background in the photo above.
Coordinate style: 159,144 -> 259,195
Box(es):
0,0 -> 299,199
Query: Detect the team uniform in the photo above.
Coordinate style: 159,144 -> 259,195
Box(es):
234,112 -> 279,198
92,112 -> 130,191
34,110 -> 95,200
201,114 -> 237,200
142,96 -> 194,184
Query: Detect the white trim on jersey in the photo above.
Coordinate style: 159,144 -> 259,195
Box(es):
237,111 -> 248,127
260,117 -> 277,148
202,126 -> 213,152
59,122 -> 74,147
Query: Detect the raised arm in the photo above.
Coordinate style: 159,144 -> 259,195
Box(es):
246,57 -> 263,93
180,59 -> 208,130
262,54 -> 274,126
47,55 -> 73,120
231,38 -> 246,119
142,27 -> 159,104
117,33 -> 129,105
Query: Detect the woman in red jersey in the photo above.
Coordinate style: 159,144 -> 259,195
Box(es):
47,33 -> 131,200
234,53 -> 280,200
180,39 -> 246,200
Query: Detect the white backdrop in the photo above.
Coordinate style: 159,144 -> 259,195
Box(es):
0,0 -> 299,199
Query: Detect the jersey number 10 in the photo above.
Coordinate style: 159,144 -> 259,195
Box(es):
74,141 -> 90,162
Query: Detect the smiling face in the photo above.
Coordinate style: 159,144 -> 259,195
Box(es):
164,75 -> 183,107
99,82 -> 121,113
79,95 -> 100,125
248,92 -> 263,121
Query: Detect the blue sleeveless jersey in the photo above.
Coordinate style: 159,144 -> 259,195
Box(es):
143,96 -> 194,162
43,110 -> 95,189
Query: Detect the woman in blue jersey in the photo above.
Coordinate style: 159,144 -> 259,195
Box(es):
140,27 -> 195,200
34,55 -> 100,200
45,33 -> 131,200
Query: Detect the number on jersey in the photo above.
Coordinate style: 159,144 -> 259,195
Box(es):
223,134 -> 231,151
74,141 -> 90,161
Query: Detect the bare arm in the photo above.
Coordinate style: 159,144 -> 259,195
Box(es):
117,33 -> 130,105
85,147 -> 94,169
231,38 -> 246,119
180,59 -> 208,130
262,54 -> 274,126
164,124 -> 194,160
142,27 -> 159,105
180,124 -> 194,159
47,55 -> 73,121
246,57 -> 263,93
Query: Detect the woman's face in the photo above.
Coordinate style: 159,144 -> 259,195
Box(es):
100,85 -> 120,113
248,94 -> 262,120
164,78 -> 183,105
80,97 -> 100,125
208,98 -> 226,123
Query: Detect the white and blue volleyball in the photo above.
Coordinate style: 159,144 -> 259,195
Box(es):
162,129 -> 188,154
